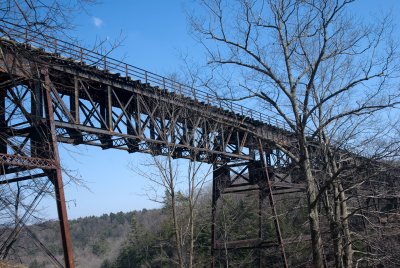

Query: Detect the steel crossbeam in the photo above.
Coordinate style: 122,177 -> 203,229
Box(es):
0,153 -> 56,170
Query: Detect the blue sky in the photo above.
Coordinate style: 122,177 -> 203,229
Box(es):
39,0 -> 400,219
42,0 -> 202,219
73,0 -> 201,74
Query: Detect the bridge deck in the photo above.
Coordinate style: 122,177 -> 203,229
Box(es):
0,36 -> 295,165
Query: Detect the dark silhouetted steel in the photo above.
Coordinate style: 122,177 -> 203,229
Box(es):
0,22 -> 310,267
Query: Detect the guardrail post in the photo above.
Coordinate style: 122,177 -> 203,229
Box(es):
192,87 -> 196,100
80,48 -> 83,64
53,40 -> 58,54
24,29 -> 28,47
163,78 -> 166,90
103,52 -> 107,71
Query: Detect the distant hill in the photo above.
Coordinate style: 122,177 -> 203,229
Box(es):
2,190 -> 315,267
7,209 -> 163,268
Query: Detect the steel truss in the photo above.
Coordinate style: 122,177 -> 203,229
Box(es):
0,70 -> 74,266
0,32 -> 305,267
211,139 -> 306,267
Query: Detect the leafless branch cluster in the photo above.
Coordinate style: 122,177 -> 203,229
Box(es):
191,0 -> 400,267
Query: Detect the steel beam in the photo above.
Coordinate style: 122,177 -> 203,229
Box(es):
0,153 -> 56,170
0,88 -> 6,174
0,173 -> 47,184
44,72 -> 75,268
258,139 -> 288,267
211,164 -> 218,268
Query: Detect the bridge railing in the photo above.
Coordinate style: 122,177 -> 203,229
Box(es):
0,22 -> 294,134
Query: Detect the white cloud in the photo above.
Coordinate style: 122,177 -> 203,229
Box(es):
93,17 -> 103,27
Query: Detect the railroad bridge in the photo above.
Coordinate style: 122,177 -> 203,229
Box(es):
0,25 -> 309,267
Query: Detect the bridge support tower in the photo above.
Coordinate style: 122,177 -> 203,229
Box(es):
211,139 -> 288,267
0,72 -> 75,268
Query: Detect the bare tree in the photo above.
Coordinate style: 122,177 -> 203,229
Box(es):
134,148 -> 213,268
0,0 -> 92,35
319,117 -> 400,267
190,0 -> 400,267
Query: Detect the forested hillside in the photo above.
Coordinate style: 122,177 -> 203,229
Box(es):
4,186 -> 400,268
11,209 -> 168,267
7,185 -> 213,268
8,189 -> 307,267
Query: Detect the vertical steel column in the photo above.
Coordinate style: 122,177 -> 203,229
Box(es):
31,79 -> 44,119
0,89 -> 6,146
99,87 -> 107,129
31,79 -> 45,158
71,76 -> 79,124
127,98 -> 139,153
107,85 -> 113,131
211,163 -> 218,268
211,163 -> 231,267
258,139 -> 288,267
100,85 -> 113,148
44,72 -> 75,268
0,88 -> 6,174
258,186 -> 263,268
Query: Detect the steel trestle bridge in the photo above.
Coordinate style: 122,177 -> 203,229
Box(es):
0,23 -> 309,267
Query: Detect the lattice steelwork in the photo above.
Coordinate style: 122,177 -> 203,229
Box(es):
0,24 -> 305,268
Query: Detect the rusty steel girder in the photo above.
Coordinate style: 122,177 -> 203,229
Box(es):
0,26 -> 302,267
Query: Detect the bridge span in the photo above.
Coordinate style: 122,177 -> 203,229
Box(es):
0,24 -> 307,267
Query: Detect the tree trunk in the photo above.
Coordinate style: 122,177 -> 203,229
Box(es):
333,182 -> 344,268
323,188 -> 343,268
188,175 -> 195,268
168,156 -> 184,268
329,152 -> 353,268
338,182 -> 353,267
188,205 -> 194,268
302,144 -> 325,268
171,193 -> 184,268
